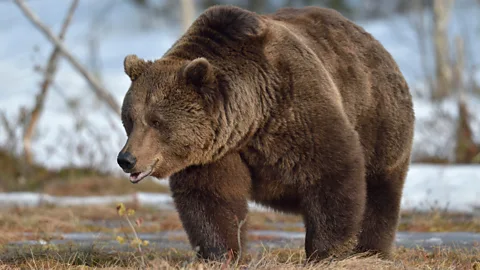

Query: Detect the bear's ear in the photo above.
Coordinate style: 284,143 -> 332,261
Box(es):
124,54 -> 149,81
183,58 -> 214,87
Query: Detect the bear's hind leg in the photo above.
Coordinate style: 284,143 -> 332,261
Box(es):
354,162 -> 409,259
301,159 -> 366,262
169,153 -> 251,261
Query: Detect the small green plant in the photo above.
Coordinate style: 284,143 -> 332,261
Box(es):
115,203 -> 149,267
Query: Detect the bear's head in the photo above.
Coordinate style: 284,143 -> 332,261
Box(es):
117,5 -> 270,183
117,54 -> 220,183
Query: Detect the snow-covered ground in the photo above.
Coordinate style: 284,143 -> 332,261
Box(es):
1,165 -> 479,212
401,164 -> 480,212
0,1 -> 479,210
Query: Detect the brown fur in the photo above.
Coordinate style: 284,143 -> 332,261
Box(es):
118,5 -> 415,263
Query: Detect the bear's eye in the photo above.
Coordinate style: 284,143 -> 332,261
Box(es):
149,118 -> 165,130
152,120 -> 162,128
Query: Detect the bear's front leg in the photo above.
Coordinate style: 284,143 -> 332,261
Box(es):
169,152 -> 251,261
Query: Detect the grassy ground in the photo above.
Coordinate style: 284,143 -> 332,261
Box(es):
1,205 -> 479,245
1,204 -> 480,269
1,244 -> 479,269
2,150 -> 480,269
0,205 -> 307,245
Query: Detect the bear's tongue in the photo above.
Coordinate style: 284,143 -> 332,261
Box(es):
130,171 -> 149,183
130,173 -> 140,183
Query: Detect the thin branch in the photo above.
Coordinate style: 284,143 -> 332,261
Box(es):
13,0 -> 121,115
23,0 -> 79,164
0,111 -> 16,153
180,0 -> 195,32
432,0 -> 454,100
410,1 -> 433,97
235,217 -> 246,267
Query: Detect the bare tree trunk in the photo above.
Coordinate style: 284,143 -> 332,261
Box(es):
453,36 -> 479,163
410,1 -> 434,97
14,0 -> 121,116
23,0 -> 79,165
180,0 -> 195,32
432,0 -> 454,100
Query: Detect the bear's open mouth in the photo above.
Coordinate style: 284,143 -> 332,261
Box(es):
129,169 -> 153,184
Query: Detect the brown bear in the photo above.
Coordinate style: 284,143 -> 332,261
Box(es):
117,5 -> 415,263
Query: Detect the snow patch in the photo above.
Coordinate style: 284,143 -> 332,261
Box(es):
1,165 -> 479,212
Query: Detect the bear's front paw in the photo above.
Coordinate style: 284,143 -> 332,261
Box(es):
196,246 -> 230,261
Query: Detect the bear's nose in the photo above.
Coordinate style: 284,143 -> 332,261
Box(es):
117,151 -> 136,170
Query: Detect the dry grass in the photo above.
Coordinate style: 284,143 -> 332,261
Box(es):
0,205 -> 182,245
394,246 -> 480,270
399,210 -> 480,232
1,203 -> 480,269
2,205 -> 479,245
41,176 -> 170,196
0,206 -> 306,246
0,245 -> 479,269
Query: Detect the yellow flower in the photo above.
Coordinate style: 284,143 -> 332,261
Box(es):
116,203 -> 126,216
142,240 -> 149,246
116,236 -> 125,244
127,209 -> 135,216
130,238 -> 143,247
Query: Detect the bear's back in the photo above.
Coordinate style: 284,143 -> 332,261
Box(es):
265,7 -> 414,171
266,6 -> 409,121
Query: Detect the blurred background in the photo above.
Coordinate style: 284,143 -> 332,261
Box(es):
0,0 -> 479,209
1,2 -> 480,268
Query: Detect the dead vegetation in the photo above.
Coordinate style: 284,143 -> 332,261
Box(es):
399,210 -> 480,233
1,204 -> 479,246
0,244 -> 479,269
0,203 -> 479,269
